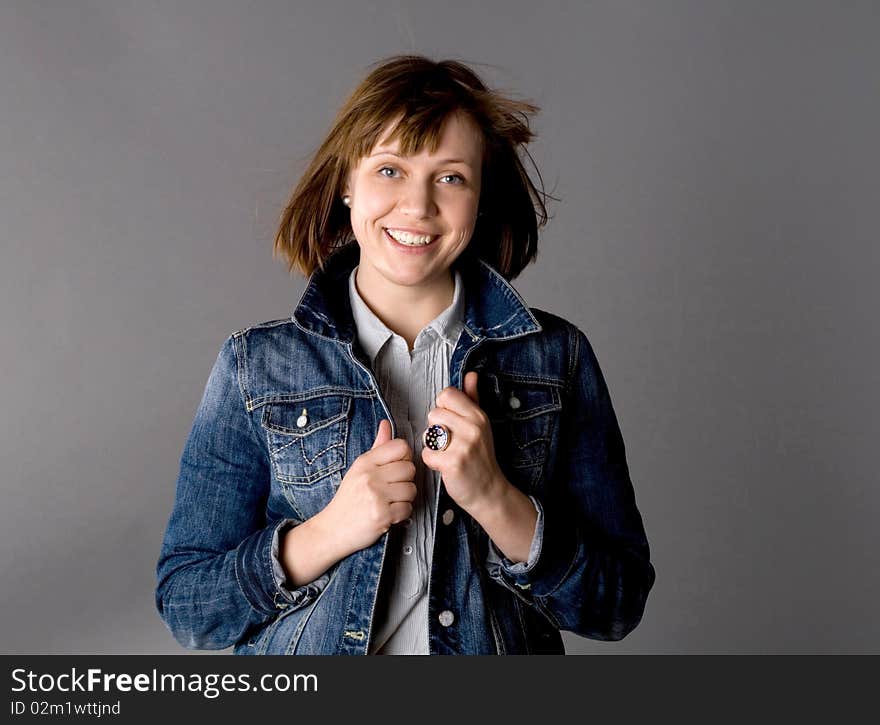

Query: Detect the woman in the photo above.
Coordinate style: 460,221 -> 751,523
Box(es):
155,55 -> 655,655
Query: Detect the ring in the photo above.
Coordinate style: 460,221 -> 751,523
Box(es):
423,423 -> 451,451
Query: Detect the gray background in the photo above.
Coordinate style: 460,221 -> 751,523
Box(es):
1,0 -> 877,654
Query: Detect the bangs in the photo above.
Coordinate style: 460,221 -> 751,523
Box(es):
345,107 -> 477,167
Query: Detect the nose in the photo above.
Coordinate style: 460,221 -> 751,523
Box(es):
398,180 -> 437,219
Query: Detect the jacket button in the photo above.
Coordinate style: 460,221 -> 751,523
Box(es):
296,408 -> 308,428
438,610 -> 455,627
441,509 -> 454,526
508,395 -> 521,410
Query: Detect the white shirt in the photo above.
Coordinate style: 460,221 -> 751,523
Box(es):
348,266 -> 465,655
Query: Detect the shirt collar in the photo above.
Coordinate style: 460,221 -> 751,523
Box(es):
347,265 -> 465,365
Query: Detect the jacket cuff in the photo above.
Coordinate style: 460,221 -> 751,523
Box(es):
486,496 -> 579,599
527,499 -> 580,598
485,495 -> 544,590
234,518 -> 330,614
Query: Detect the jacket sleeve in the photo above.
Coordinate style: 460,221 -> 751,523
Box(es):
155,334 -> 330,650
485,325 -> 656,641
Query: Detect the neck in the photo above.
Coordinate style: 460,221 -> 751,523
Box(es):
354,267 -> 455,351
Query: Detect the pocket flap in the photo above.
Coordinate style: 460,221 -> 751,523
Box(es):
261,395 -> 352,437
482,374 -> 562,421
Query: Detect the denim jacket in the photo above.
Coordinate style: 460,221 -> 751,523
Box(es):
155,242 -> 655,655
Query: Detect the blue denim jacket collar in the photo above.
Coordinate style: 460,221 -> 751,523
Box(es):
292,241 -> 543,345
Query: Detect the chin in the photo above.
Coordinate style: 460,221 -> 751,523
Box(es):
382,270 -> 435,288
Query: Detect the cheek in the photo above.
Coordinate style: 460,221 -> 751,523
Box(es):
451,230 -> 475,250
355,179 -> 395,216
450,194 -> 480,225
451,205 -> 479,241
350,197 -> 391,240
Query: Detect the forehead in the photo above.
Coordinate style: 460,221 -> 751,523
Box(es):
369,111 -> 484,160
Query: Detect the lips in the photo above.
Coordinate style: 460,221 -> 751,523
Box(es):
383,228 -> 439,246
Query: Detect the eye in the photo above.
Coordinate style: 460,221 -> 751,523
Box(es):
378,166 -> 399,178
440,174 -> 465,184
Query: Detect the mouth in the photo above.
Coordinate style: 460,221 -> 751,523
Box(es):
383,228 -> 439,247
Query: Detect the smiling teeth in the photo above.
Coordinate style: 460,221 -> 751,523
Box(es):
386,229 -> 435,246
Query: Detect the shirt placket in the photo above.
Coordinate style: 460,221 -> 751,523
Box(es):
413,332 -> 438,601
390,335 -> 423,599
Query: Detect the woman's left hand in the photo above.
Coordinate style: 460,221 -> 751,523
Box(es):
421,371 -> 507,513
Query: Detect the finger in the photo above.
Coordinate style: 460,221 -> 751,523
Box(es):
388,501 -> 414,524
421,445 -> 441,471
371,418 -> 392,449
379,459 -> 417,483
367,437 -> 413,466
435,384 -> 483,419
463,371 -> 480,406
384,481 -> 418,503
425,406 -> 470,437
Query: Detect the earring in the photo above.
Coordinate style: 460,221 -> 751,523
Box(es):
342,195 -> 351,207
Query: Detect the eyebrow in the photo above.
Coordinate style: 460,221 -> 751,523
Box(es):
368,150 -> 473,166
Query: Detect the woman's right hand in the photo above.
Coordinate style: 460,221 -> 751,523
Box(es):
279,420 -> 415,588
319,419 -> 416,556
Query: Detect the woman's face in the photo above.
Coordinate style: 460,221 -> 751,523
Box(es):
343,111 -> 483,298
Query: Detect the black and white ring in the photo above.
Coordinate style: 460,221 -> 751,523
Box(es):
423,423 -> 451,451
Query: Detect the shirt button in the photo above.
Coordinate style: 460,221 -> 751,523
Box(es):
442,509 -> 454,526
403,545 -> 413,556
508,395 -> 521,410
438,610 -> 455,627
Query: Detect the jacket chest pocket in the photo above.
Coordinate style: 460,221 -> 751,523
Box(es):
260,395 -> 351,517
481,374 -> 562,493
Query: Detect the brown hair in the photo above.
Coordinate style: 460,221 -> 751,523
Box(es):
273,55 -> 553,280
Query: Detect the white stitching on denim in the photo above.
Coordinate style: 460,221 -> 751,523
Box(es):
232,333 -> 250,409
264,413 -> 349,438
475,257 -> 543,332
271,437 -> 300,456
511,403 -> 560,419
248,388 -> 375,413
300,442 -> 342,466
568,327 -> 581,390
263,409 -> 349,487
494,373 -> 566,386
232,333 -> 274,466
481,309 -> 521,332
238,318 -> 295,333
514,435 -> 551,451
271,435 -> 343,459
262,402 -> 351,436
277,465 -> 343,487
